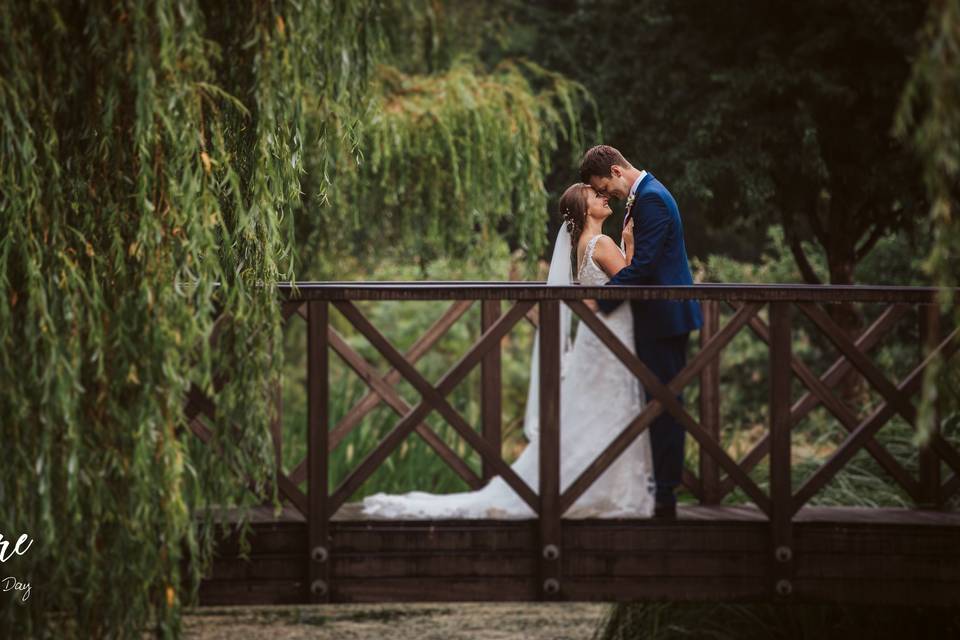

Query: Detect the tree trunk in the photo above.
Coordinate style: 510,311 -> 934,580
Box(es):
826,248 -> 866,404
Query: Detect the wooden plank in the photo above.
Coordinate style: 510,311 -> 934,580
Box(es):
278,282 -> 954,304
791,578 -> 960,606
794,553 -> 960,580
538,300 -> 562,600
563,300 -> 771,514
276,473 -> 308,517
768,302 -> 795,599
331,524 -> 536,553
919,304 -> 942,508
209,555 -> 306,581
333,300 -> 539,512
198,580 -> 304,606
798,302 -> 918,425
681,467 -> 705,502
794,526 -> 960,555
307,300 -> 331,602
327,301 -> 534,512
943,474 -> 960,501
556,297 -> 755,508
791,327 -> 960,513
792,505 -> 960,525
699,300 -> 721,504
287,300 -> 473,484
210,525 -> 306,556
270,379 -> 283,473
785,345 -> 922,502
788,303 -> 910,424
732,302 -> 921,501
326,328 -> 481,489
281,301 -> 304,322
328,300 -> 473,449
563,551 -> 767,578
717,302 -> 911,498
481,300 -> 503,483
332,552 -> 535,578
562,523 -> 769,553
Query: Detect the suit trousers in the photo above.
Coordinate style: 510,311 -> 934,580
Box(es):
634,332 -> 689,506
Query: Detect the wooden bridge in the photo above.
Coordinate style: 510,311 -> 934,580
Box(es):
186,283 -> 960,606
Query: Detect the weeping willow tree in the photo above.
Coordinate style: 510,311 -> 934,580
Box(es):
1,0 -> 591,637
896,0 -> 960,437
0,0 -> 381,636
298,59 -> 593,275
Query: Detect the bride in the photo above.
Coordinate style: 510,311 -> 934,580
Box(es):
362,183 -> 655,519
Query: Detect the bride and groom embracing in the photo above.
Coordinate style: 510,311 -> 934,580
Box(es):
363,145 -> 702,520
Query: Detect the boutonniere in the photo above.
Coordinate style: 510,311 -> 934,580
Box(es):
624,193 -> 636,215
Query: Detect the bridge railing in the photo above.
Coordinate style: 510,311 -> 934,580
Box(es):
186,283 -> 959,601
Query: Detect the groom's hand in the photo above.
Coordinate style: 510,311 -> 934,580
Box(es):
622,218 -> 635,256
584,298 -> 599,313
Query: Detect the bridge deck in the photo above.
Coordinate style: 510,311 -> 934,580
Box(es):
197,504 -> 960,606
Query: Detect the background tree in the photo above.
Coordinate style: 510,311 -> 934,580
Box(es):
504,0 -> 929,333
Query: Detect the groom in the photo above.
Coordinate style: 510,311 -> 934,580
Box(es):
579,145 -> 702,519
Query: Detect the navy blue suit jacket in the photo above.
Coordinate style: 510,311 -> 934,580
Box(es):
598,173 -> 702,340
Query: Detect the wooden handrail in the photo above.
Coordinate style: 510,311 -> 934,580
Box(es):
279,282 -> 953,303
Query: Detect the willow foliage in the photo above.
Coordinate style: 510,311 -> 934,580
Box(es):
896,0 -> 960,295
0,0 -> 379,636
302,59 -> 594,273
895,0 -> 960,433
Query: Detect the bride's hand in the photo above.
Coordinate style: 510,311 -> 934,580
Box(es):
622,218 -> 635,256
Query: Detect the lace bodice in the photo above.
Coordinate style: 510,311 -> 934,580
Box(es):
578,234 -> 618,286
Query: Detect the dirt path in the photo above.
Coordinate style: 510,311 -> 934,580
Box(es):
183,603 -> 608,640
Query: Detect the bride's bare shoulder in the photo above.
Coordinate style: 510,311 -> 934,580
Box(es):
592,234 -> 621,257
590,234 -> 627,276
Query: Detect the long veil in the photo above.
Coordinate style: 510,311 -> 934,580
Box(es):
522,225 -> 574,442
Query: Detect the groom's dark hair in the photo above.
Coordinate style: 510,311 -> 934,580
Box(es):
579,145 -> 632,181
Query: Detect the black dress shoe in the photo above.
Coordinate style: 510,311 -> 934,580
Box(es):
653,503 -> 677,520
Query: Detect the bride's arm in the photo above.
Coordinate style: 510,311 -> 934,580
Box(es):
591,235 -> 629,279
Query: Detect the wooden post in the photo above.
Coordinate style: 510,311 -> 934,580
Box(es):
538,300 -> 562,600
699,300 -> 721,504
271,379 -> 284,473
919,304 -> 941,509
769,302 -> 794,599
307,301 -> 330,603
481,299 -> 503,482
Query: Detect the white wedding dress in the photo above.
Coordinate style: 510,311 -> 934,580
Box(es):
361,234 -> 655,519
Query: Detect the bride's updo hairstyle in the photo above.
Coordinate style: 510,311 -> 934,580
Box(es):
558,183 -> 591,244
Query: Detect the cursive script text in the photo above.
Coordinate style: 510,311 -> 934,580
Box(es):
0,533 -> 33,563
2,576 -> 31,602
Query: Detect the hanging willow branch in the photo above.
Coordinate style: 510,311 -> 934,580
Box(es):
300,58 -> 595,274
896,0 -> 960,297
0,0 -> 379,636
895,0 -> 960,439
